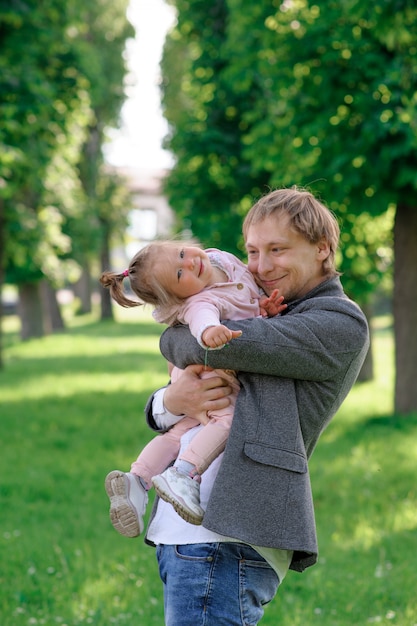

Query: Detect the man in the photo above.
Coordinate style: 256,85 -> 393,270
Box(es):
144,187 -> 369,625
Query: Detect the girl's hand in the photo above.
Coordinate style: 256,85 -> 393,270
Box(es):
202,324 -> 242,348
259,289 -> 287,317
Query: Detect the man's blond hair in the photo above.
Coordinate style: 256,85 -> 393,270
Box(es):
243,187 -> 340,275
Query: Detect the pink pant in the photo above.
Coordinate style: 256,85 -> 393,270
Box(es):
130,367 -> 239,486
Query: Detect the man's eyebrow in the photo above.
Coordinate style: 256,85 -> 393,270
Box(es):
245,239 -> 286,249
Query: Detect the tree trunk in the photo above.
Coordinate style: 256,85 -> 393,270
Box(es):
393,203 -> 417,414
18,282 -> 44,340
99,221 -> 113,320
40,280 -> 65,332
0,288 -> 3,370
356,301 -> 373,382
0,198 -> 4,369
73,264 -> 92,314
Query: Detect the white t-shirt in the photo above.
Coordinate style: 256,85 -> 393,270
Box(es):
147,389 -> 293,582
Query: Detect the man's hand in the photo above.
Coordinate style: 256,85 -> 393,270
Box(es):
163,363 -> 233,424
259,289 -> 287,317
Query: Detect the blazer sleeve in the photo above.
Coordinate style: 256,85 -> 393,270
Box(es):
144,387 -> 169,432
159,299 -> 369,382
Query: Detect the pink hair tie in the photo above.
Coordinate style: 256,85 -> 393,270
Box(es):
122,269 -> 129,277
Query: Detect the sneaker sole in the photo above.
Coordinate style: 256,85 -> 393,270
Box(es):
105,470 -> 143,538
152,474 -> 204,526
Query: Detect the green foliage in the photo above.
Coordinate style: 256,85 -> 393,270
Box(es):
162,0 -> 417,285
0,0 -> 133,288
70,1 -> 133,125
66,0 -> 134,285
235,0 -> 416,308
1,0 -> 91,283
161,0 -> 272,255
339,206 -> 394,304
1,311 -> 416,625
248,1 -> 417,210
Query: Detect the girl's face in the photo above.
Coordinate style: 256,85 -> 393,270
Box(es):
155,246 -> 215,299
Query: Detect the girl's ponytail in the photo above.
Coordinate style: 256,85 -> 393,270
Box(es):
100,270 -> 142,308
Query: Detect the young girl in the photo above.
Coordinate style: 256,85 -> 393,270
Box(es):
100,241 -> 285,536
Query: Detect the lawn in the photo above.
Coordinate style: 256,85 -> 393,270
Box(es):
1,309 -> 416,626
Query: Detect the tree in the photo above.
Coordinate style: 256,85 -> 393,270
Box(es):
0,0 -> 92,339
96,170 -> 133,320
240,0 -> 417,412
162,0 -> 416,412
71,0 -> 134,316
0,0 -> 133,347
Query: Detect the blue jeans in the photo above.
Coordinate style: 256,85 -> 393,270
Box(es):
156,542 -> 280,625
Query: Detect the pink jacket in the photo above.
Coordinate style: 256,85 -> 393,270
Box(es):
153,249 -> 261,346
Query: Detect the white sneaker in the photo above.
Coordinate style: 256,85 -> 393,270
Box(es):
152,467 -> 204,525
105,470 -> 148,538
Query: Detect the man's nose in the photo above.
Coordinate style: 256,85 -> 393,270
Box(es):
257,253 -> 274,275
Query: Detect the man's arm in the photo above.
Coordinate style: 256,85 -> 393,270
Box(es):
159,299 -> 369,382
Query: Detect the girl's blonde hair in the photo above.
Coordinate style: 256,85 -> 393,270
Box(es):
243,186 -> 340,276
100,240 -> 199,309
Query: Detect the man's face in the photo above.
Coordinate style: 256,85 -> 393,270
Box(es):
245,213 -> 330,301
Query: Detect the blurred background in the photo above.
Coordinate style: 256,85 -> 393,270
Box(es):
1,2 -> 417,624
2,0 -> 417,413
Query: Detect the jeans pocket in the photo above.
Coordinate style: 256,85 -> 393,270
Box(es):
157,543 -> 218,587
239,557 -> 279,625
174,542 -> 219,561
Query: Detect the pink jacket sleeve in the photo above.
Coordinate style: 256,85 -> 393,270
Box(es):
178,295 -> 223,348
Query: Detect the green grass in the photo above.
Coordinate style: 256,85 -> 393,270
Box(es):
1,311 -> 416,626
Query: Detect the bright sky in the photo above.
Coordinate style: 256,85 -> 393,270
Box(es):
104,0 -> 176,171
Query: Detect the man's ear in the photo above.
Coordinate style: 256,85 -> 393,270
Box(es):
317,238 -> 330,261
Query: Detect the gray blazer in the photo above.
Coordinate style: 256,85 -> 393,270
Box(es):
145,276 -> 369,572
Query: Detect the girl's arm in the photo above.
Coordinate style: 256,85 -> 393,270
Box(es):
181,297 -> 243,349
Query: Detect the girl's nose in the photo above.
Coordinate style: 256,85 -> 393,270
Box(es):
182,253 -> 194,269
